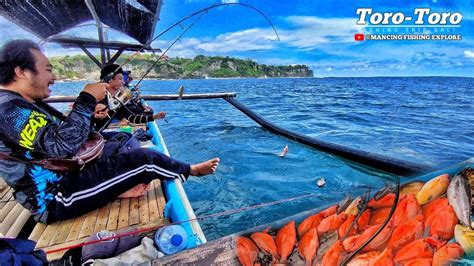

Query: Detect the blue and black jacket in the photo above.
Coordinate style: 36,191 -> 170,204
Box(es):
0,89 -> 96,222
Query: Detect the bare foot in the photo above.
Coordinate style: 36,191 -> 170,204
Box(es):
190,158 -> 220,176
118,183 -> 150,198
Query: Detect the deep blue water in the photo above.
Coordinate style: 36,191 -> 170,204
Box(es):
51,77 -> 474,240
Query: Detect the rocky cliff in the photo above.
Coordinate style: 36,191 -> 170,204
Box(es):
50,54 -> 313,80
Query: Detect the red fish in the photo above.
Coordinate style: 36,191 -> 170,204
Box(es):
298,213 -> 323,237
346,251 -> 381,265
367,193 -> 395,209
394,237 -> 444,263
297,227 -> 319,266
390,194 -> 421,228
357,209 -> 372,232
426,204 -> 458,240
387,213 -> 424,252
342,235 -> 360,251
275,221 -> 296,262
402,258 -> 433,266
348,222 -> 393,252
369,207 -> 391,226
321,240 -> 345,266
250,232 -> 280,261
338,214 -> 357,239
318,212 -> 347,235
372,248 -> 394,266
422,197 -> 448,221
433,243 -> 464,266
235,236 -> 259,266
320,205 -> 338,217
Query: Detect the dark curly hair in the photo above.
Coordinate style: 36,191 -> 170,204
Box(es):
0,39 -> 41,85
100,64 -> 123,82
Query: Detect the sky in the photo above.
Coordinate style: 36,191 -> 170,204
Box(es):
0,0 -> 473,77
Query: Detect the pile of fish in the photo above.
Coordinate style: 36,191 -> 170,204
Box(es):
235,167 -> 474,265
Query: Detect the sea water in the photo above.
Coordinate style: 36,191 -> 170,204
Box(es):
52,77 -> 474,240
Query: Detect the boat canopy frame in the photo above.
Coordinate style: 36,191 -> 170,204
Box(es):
0,0 -> 163,67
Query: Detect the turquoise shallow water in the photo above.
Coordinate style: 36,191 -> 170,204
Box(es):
51,77 -> 474,240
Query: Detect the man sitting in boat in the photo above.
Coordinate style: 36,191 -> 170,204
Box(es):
0,39 -> 220,223
93,64 -> 165,130
122,70 -> 155,116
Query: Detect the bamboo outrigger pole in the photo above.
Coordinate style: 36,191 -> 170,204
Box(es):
224,97 -> 436,176
44,92 -> 237,103
46,91 -> 434,176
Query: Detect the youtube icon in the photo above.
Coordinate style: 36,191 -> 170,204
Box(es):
354,33 -> 364,41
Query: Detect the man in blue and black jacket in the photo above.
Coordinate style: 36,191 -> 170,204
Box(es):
0,39 -> 219,223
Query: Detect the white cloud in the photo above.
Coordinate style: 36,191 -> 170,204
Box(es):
221,0 -> 238,3
152,28 -> 278,56
465,50 -> 474,58
281,16 -> 364,49
150,16 -> 364,58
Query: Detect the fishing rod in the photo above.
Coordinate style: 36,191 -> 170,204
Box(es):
133,2 -> 280,87
97,9 -> 208,132
98,3 -> 280,128
106,2 -> 280,86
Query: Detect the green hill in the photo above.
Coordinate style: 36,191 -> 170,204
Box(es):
50,54 -> 313,80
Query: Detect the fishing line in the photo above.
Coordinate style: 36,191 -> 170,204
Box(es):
42,184 -> 367,255
133,10 -> 206,88
98,10 -> 206,130
43,192 -> 322,254
98,3 -> 280,128
108,3 -> 280,84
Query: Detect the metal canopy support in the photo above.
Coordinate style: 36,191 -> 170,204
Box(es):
97,27 -> 106,66
79,45 -> 102,68
108,48 -> 125,65
85,0 -> 106,67
104,28 -> 111,61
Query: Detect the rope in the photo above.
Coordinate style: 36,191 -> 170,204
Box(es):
44,192 -> 319,254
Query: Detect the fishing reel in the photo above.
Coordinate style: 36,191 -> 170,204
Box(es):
106,86 -> 133,111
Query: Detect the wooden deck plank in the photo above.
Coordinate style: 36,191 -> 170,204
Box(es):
0,183 -> 10,199
36,221 -> 60,248
29,223 -> 47,242
66,214 -> 87,242
0,188 -> 13,213
94,203 -> 111,233
43,237 -> 86,262
117,198 -> 130,229
43,219 -> 166,261
129,197 -> 140,226
147,180 -> 160,221
78,209 -> 99,239
5,208 -> 30,237
155,180 -> 166,219
50,218 -> 75,245
0,204 -> 23,235
0,201 -> 16,222
138,193 -> 149,224
106,199 -> 121,230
